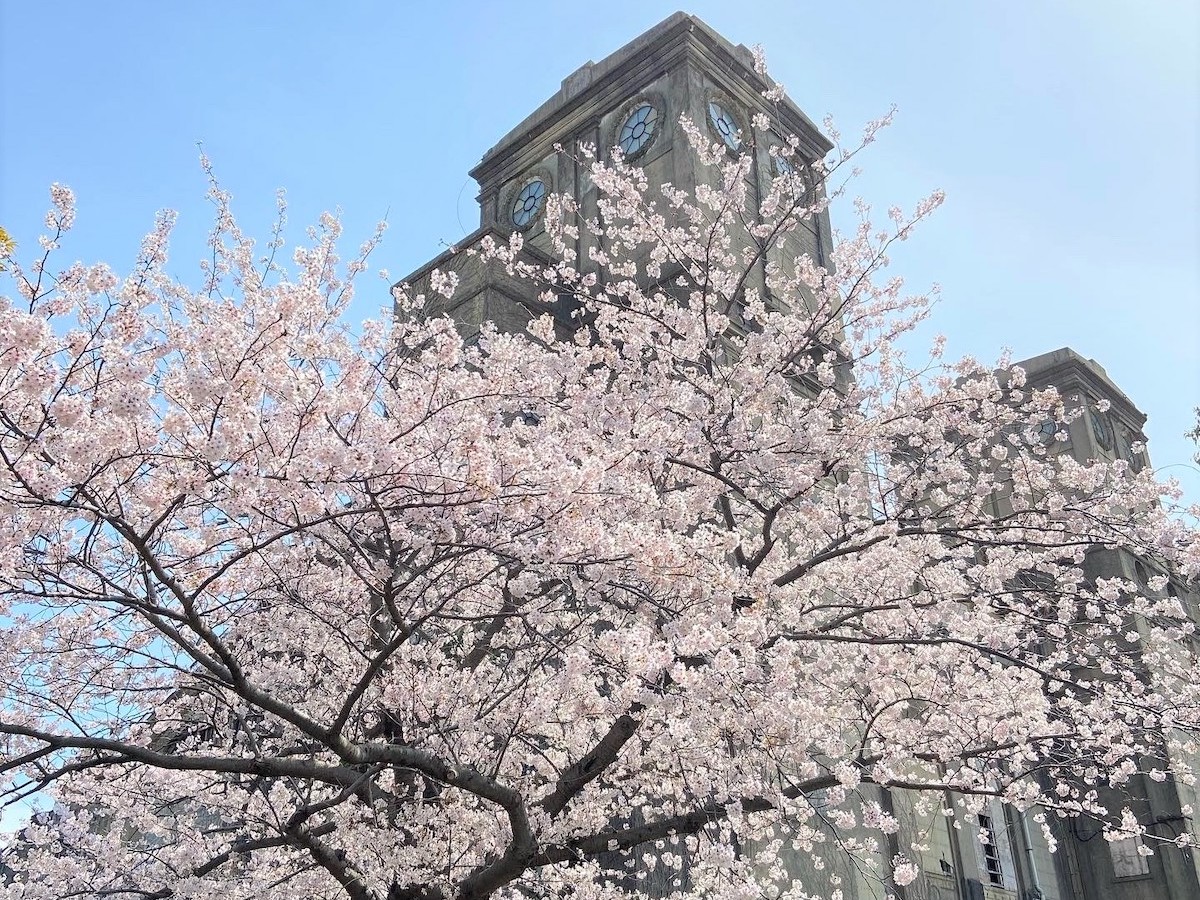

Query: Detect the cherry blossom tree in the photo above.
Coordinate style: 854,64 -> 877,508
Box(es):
0,117 -> 1196,900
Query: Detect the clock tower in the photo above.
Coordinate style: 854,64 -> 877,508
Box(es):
395,12 -> 833,339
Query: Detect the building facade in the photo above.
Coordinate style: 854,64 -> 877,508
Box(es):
393,14 -> 1198,900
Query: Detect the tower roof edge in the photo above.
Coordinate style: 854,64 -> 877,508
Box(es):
1015,346 -> 1147,427
469,12 -> 831,186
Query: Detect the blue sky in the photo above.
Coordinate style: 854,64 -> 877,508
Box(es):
2,1 -> 1197,500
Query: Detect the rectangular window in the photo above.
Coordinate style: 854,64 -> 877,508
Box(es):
978,814 -> 1004,886
1109,835 -> 1151,878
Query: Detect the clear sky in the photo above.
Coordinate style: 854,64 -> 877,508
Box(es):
2,1 -> 1197,500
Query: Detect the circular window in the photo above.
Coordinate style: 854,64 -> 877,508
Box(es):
1119,427 -> 1143,466
511,179 -> 547,229
707,101 -> 741,151
1090,407 -> 1112,451
772,150 -> 794,176
618,102 -> 659,158
1037,420 -> 1057,443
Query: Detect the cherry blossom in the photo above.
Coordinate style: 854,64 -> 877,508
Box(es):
0,118 -> 1196,900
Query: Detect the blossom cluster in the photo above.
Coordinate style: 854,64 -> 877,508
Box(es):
0,108 -> 1195,900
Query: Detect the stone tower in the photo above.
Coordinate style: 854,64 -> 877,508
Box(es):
1013,349 -> 1200,900
396,11 -> 833,338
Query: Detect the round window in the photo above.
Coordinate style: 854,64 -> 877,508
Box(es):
618,102 -> 659,158
511,179 -> 547,229
1090,407 -> 1112,451
707,101 -> 741,151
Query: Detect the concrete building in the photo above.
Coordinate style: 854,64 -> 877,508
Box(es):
1012,349 -> 1200,900
394,13 -> 1198,900
396,10 -> 831,340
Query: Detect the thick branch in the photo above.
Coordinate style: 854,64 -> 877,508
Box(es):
538,711 -> 640,818
0,723 -> 363,788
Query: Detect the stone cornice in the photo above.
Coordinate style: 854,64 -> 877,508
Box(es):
392,225 -> 553,290
1016,347 -> 1147,432
468,12 -> 832,195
